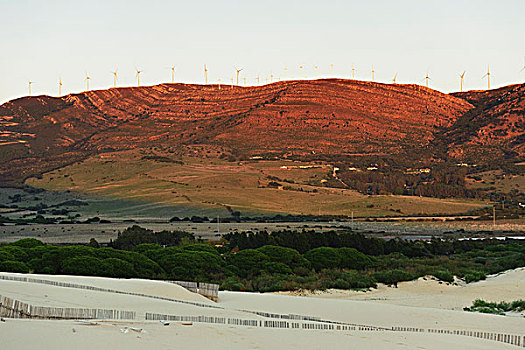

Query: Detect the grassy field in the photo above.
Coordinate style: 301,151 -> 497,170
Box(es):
25,149 -> 488,218
466,169 -> 525,193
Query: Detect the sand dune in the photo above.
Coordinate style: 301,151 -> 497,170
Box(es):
1,271 -> 524,349
277,267 -> 525,311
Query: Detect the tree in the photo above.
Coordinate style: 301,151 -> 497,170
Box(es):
304,247 -> 341,271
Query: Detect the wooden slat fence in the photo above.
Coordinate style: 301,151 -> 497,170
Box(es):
0,274 -> 222,310
145,312 -> 525,347
164,281 -> 219,300
0,295 -> 135,320
2,275 -> 523,347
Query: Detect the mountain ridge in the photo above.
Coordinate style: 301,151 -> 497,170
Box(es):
1,79 -> 523,185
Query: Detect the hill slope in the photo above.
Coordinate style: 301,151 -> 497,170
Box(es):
0,79 -> 475,183
448,84 -> 525,162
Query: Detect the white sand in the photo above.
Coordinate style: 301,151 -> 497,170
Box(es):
275,267 -> 525,310
1,271 -> 524,349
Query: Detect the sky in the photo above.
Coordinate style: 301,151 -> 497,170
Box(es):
1,0 -> 524,103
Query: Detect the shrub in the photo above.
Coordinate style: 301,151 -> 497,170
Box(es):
9,238 -> 44,248
61,256 -> 107,276
373,269 -> 415,285
226,250 -> 269,278
304,247 -> 341,271
0,260 -> 29,273
337,247 -> 374,270
256,245 -> 310,271
463,271 -> 486,283
432,269 -> 454,283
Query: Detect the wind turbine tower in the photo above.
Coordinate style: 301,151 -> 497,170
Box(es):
111,70 -> 118,88
482,66 -> 491,90
371,68 -> 375,82
315,65 -> 318,79
204,65 -> 208,84
218,78 -> 221,90
85,73 -> 91,91
459,71 -> 466,92
424,72 -> 431,88
299,65 -> 304,79
392,73 -> 398,84
58,77 -> 62,96
256,75 -> 260,86
352,67 -> 356,79
235,67 -> 242,85
136,69 -> 142,87
330,64 -> 334,77
284,67 -> 288,80
28,81 -> 33,96
170,66 -> 176,83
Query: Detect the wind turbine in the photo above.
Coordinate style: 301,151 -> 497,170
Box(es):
459,71 -> 466,92
218,78 -> 221,90
230,76 -> 234,89
352,67 -> 356,79
298,65 -> 304,79
315,65 -> 318,79
392,73 -> 398,84
284,67 -> 288,80
270,74 -> 273,83
111,69 -> 118,88
85,72 -> 91,91
482,65 -> 491,90
58,77 -> 62,96
135,69 -> 142,87
235,67 -> 242,85
330,64 -> 334,77
244,76 -> 247,86
170,66 -> 176,83
256,75 -> 260,86
204,64 -> 208,84
371,67 -> 375,82
423,71 -> 431,88
28,81 -> 33,96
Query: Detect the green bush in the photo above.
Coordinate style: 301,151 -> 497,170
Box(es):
256,245 -> 310,271
337,247 -> 374,270
225,250 -> 269,278
61,256 -> 107,276
0,260 -> 29,273
0,250 -> 15,262
373,269 -> 415,285
432,269 -> 454,283
220,277 -> 246,291
103,258 -> 137,278
9,238 -> 44,249
304,247 -> 341,271
463,271 -> 486,283
161,251 -> 223,281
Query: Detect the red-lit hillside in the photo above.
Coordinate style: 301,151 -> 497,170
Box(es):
1,79 -> 523,184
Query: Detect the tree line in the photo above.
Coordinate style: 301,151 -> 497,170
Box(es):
0,226 -> 524,292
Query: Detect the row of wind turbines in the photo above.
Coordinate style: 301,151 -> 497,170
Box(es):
27,60 -> 525,97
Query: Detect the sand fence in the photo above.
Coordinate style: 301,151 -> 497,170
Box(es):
145,311 -> 525,347
0,274 -> 221,309
1,274 -> 523,347
0,295 -> 135,320
165,280 -> 219,301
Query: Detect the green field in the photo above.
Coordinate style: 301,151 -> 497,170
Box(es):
24,149 -> 488,218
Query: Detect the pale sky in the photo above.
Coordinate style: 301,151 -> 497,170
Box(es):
1,0 -> 524,103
